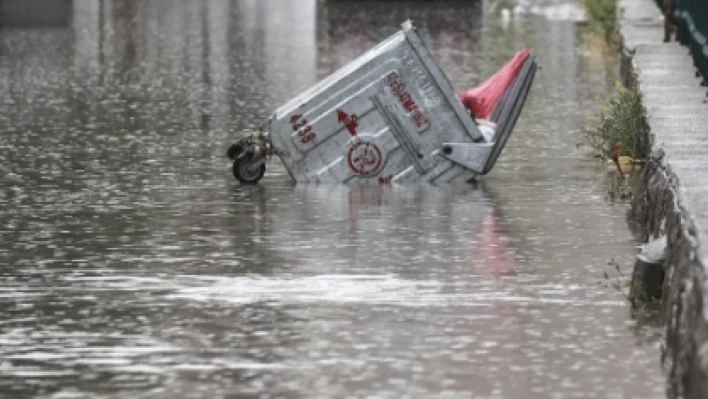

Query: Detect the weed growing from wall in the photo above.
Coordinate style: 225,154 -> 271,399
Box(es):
580,0 -> 619,51
581,75 -> 646,161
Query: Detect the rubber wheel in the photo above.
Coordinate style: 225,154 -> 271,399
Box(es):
232,153 -> 265,184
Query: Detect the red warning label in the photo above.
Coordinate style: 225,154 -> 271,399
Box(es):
347,141 -> 383,176
337,109 -> 359,136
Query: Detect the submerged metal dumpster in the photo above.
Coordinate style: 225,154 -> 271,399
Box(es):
227,20 -> 537,184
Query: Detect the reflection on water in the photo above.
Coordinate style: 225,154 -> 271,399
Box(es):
0,0 -> 663,398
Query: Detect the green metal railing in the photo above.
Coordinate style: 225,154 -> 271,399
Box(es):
660,0 -> 708,84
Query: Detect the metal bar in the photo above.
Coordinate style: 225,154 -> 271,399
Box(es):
371,94 -> 427,174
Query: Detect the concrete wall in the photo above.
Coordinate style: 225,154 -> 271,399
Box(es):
628,150 -> 708,398
621,0 -> 708,397
0,0 -> 72,27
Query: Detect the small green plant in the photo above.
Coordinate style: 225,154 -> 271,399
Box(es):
581,77 -> 645,162
580,0 -> 619,47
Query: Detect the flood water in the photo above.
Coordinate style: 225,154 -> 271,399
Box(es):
0,0 -> 665,398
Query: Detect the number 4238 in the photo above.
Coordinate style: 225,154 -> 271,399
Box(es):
290,114 -> 317,144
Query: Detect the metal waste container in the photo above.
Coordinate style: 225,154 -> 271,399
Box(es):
227,20 -> 537,184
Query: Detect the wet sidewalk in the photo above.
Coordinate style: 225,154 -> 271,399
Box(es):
620,0 -> 708,397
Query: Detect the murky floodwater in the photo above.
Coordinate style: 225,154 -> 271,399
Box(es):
0,1 -> 664,398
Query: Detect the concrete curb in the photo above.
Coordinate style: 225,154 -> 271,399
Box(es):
620,0 -> 708,397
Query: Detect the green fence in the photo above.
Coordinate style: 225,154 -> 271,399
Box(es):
660,0 -> 708,84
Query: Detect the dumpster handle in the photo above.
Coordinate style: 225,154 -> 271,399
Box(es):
372,94 -> 428,174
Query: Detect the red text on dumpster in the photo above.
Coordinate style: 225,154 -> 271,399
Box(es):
378,175 -> 393,185
290,114 -> 317,144
386,72 -> 429,129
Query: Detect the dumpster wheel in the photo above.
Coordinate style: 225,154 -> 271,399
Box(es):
232,153 -> 266,184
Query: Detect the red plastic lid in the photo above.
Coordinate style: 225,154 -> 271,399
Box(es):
458,49 -> 532,120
